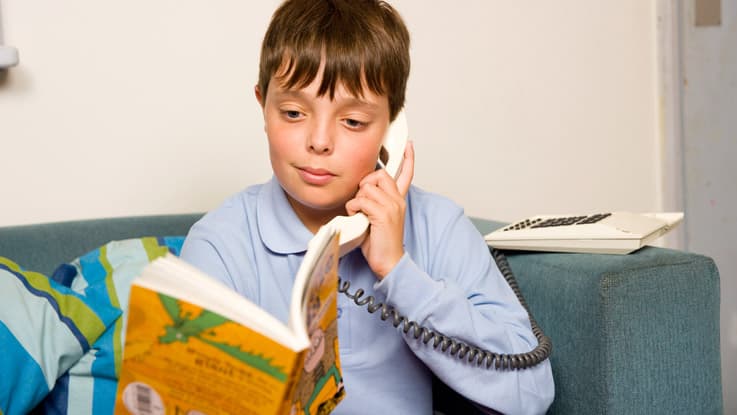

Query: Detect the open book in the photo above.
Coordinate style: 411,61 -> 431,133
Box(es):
114,220 -> 348,415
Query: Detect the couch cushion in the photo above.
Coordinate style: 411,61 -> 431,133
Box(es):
36,236 -> 185,415
0,258 -> 121,415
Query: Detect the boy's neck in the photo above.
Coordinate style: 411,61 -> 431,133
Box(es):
285,194 -> 346,234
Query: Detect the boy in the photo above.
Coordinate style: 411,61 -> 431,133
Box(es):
181,0 -> 554,413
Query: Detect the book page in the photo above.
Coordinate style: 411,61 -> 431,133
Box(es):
286,230 -> 345,414
135,255 -> 305,351
115,286 -> 303,415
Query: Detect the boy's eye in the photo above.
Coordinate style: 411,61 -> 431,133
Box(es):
344,118 -> 366,129
284,110 -> 302,119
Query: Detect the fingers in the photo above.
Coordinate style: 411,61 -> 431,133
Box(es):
346,180 -> 405,220
359,167 -> 400,191
345,191 -> 384,221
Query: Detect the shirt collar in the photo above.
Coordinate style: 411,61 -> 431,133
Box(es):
257,176 -> 314,254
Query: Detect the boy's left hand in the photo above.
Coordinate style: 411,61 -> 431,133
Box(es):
345,141 -> 415,279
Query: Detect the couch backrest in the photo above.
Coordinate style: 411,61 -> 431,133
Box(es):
0,214 -> 204,274
0,214 -> 504,275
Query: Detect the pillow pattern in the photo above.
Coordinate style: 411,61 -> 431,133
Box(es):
38,236 -> 184,415
0,258 -> 121,415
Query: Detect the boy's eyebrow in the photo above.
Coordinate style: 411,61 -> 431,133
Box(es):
337,96 -> 381,111
271,89 -> 307,99
273,89 -> 381,111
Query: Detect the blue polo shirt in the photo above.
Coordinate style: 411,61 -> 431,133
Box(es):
181,177 -> 554,414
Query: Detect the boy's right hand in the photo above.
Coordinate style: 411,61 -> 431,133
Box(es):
345,141 -> 415,280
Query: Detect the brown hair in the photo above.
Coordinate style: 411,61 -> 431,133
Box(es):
258,0 -> 410,120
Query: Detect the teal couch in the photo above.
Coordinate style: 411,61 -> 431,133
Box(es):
0,214 -> 723,414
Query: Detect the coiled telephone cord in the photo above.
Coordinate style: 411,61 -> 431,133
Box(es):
337,248 -> 552,370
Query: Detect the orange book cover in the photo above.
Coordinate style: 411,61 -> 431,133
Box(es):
114,225 -> 344,415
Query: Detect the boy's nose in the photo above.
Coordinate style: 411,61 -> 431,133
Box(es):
307,122 -> 334,154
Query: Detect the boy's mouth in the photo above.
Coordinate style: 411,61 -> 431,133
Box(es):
297,166 -> 336,186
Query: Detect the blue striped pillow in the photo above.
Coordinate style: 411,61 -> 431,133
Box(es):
38,236 -> 184,415
0,259 -> 121,415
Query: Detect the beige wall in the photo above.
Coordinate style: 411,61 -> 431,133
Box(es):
0,1 -> 661,228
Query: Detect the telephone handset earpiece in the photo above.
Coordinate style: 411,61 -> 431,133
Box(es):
328,109 -> 409,256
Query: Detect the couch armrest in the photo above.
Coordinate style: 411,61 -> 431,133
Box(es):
470,217 -> 723,414
508,247 -> 722,414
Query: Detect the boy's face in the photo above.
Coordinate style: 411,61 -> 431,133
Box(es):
256,69 -> 390,228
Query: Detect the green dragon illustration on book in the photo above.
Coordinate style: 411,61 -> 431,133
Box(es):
156,293 -> 288,382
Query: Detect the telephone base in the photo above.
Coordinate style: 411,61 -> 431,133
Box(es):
484,212 -> 684,255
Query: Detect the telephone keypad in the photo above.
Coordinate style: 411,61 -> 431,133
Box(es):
502,213 -> 611,232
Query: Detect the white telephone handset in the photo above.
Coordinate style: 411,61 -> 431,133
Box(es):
375,109 -> 409,180
327,110 -> 409,256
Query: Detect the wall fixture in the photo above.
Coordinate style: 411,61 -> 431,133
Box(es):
0,3 -> 18,69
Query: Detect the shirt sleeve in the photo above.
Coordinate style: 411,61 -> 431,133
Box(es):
180,236 -> 232,286
179,221 -> 256,299
373,211 -> 555,415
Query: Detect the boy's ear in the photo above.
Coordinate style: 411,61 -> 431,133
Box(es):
254,85 -> 265,107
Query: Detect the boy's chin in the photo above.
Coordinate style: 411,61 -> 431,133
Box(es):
284,190 -> 350,217
299,199 -> 349,216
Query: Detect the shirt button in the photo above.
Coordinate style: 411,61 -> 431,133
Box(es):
337,307 -> 343,319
